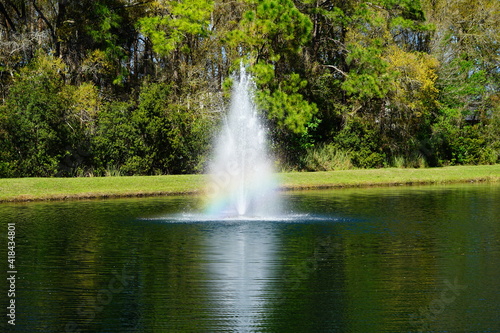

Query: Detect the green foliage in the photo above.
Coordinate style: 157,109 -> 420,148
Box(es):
301,144 -> 353,171
333,118 -> 387,168
250,64 -> 318,135
227,0 -> 313,59
133,82 -> 212,174
439,55 -> 489,110
251,62 -> 275,85
92,82 -> 212,175
138,0 -> 214,56
258,84 -> 318,134
91,101 -> 138,175
226,0 -> 316,137
431,108 -> 499,166
0,54 -> 85,177
0,0 -> 499,177
87,2 -> 128,85
391,154 -> 427,168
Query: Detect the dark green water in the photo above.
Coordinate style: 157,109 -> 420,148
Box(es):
1,184 -> 500,332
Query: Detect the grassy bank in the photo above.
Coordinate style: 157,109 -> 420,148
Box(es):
278,164 -> 500,190
0,174 -> 203,202
1,165 -> 499,202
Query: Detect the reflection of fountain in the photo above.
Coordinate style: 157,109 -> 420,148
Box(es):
203,223 -> 277,331
206,64 -> 279,217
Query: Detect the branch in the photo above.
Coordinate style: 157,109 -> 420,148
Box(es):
31,0 -> 55,36
322,64 -> 349,77
32,0 -> 61,55
5,0 -> 22,19
0,2 -> 17,32
365,2 -> 385,11
112,1 -> 155,10
326,37 -> 350,54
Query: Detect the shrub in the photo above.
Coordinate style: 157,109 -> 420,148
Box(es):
91,83 -> 214,175
391,154 -> 428,168
302,144 -> 353,171
0,54 -> 82,177
333,118 -> 387,168
431,107 -> 500,165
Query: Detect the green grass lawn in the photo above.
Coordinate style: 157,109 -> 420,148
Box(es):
1,165 -> 499,202
0,174 -> 204,202
278,164 -> 500,190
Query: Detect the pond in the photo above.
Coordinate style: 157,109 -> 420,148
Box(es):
1,183 -> 500,332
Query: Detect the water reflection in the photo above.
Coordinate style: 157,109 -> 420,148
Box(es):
203,223 -> 276,332
1,184 -> 500,332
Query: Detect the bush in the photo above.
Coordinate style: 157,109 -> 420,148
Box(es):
333,118 -> 387,168
391,154 -> 428,168
91,101 -> 137,175
134,82 -> 213,174
351,149 -> 387,169
91,83 -> 214,175
0,54 -> 84,177
431,107 -> 500,165
302,144 -> 353,171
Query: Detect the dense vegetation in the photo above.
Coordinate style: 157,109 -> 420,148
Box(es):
0,0 -> 499,177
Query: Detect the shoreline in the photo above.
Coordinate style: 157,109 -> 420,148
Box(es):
1,165 -> 499,203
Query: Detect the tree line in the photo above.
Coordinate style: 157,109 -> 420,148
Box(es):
0,0 -> 499,177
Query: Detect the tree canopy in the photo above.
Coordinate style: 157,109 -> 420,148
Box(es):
1,0 -> 499,176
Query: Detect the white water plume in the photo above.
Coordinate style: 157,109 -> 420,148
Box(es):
205,64 -> 280,217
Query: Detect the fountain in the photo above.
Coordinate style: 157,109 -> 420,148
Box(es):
205,64 -> 279,218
